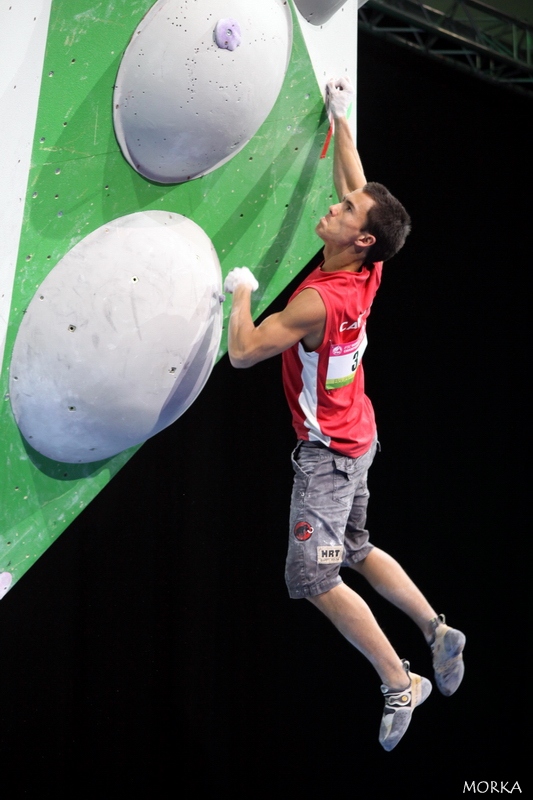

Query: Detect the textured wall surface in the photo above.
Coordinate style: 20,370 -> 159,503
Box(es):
0,0 -> 360,596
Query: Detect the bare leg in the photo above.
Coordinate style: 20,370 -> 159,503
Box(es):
350,548 -> 437,642
308,582 -> 410,689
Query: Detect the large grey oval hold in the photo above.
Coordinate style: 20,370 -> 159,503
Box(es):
293,0 -> 349,26
113,0 -> 293,184
9,212 -> 224,463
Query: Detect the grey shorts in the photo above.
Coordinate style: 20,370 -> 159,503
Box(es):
285,438 -> 377,599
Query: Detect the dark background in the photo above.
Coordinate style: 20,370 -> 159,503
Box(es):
1,32 -> 528,796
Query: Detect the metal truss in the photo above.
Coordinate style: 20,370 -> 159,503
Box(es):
359,0 -> 533,99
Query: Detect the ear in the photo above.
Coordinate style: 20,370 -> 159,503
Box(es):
353,232 -> 376,251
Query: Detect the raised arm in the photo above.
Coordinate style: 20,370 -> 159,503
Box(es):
224,268 -> 325,369
326,77 -> 367,199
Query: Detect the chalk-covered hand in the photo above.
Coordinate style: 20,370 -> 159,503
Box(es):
223,267 -> 259,293
326,76 -> 354,119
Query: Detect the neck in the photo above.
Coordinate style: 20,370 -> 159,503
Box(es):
322,243 -> 367,273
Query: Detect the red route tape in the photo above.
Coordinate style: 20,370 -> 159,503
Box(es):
320,121 -> 333,159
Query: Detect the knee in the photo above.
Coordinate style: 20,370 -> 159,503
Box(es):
306,581 -> 344,608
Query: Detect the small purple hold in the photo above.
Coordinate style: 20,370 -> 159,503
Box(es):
215,18 -> 242,51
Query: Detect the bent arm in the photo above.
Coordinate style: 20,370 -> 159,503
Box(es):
333,115 -> 367,199
228,287 -> 325,368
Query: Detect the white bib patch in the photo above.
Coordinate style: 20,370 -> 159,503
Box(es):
325,327 -> 367,390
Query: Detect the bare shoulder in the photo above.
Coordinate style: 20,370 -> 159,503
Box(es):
281,287 -> 325,351
283,287 -> 326,327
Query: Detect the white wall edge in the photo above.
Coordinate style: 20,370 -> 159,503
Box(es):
0,0 -> 53,374
293,0 -> 359,143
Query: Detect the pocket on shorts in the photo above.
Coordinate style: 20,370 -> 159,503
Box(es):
332,454 -> 357,506
291,443 -> 323,478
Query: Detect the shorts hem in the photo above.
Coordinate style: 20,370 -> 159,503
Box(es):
287,574 -> 343,600
342,543 -> 374,568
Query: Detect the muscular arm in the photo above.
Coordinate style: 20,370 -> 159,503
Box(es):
326,77 -> 367,199
228,286 -> 325,368
333,115 -> 367,199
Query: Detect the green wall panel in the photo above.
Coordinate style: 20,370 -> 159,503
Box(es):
1,0 -> 334,594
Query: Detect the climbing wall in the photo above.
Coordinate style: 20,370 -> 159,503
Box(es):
0,0 -> 359,597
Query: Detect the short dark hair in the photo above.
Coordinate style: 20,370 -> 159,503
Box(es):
362,182 -> 411,263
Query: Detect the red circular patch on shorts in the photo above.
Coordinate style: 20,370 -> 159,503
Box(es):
294,521 -> 314,541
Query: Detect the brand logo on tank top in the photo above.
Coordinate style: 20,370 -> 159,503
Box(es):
339,306 -> 371,332
339,320 -> 360,331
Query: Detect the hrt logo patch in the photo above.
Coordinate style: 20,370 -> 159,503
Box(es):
294,521 -> 314,541
317,546 -> 343,564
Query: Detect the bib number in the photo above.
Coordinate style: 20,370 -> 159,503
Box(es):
325,332 -> 367,390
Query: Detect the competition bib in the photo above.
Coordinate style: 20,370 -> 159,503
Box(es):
325,329 -> 367,390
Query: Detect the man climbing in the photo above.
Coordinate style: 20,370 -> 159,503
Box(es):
223,76 -> 465,751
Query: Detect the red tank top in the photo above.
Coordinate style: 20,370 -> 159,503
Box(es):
281,262 -> 382,457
